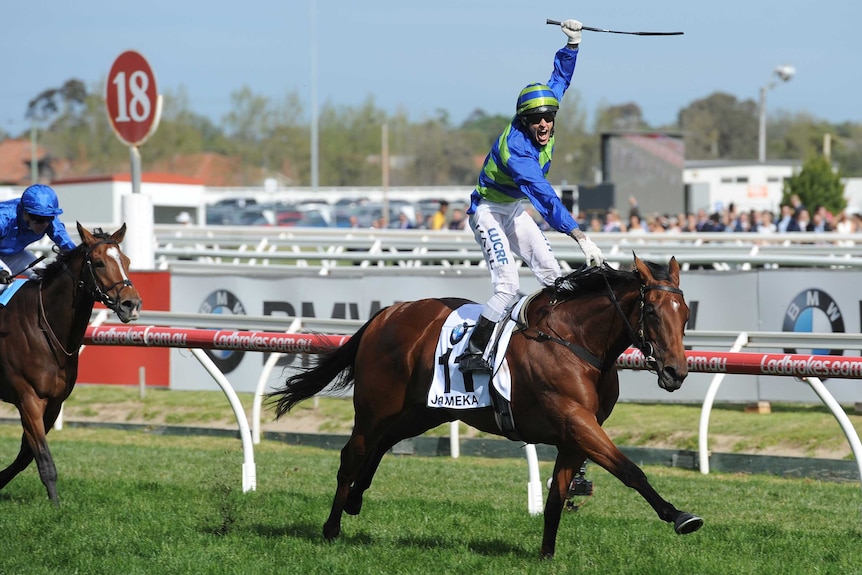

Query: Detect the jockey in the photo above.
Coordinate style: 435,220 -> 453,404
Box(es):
0,184 -> 76,283
457,18 -> 605,374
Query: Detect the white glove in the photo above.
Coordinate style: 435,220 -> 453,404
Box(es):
561,19 -> 582,46
576,234 -> 604,267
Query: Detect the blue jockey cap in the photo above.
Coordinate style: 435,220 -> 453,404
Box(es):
21,184 -> 63,217
516,83 -> 559,118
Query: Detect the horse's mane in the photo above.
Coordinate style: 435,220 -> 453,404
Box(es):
553,261 -> 671,297
34,230 -> 112,282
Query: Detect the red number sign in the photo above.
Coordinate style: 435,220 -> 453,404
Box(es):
105,50 -> 160,146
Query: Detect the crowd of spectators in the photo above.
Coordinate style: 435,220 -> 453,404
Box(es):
345,193 -> 862,237
568,194 -> 862,237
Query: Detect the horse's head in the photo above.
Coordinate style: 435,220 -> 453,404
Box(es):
77,222 -> 142,323
633,254 -> 689,392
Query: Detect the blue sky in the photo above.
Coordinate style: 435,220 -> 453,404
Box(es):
1,0 -> 858,138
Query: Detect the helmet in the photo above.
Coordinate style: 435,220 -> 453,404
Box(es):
516,83 -> 559,117
21,184 -> 63,217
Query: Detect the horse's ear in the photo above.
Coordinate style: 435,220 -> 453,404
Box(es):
77,222 -> 94,244
111,223 -> 128,244
633,253 -> 650,280
668,256 -> 680,285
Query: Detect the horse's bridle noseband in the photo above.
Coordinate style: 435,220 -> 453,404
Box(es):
635,283 -> 685,368
81,239 -> 135,309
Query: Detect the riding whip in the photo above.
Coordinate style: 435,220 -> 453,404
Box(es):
546,19 -> 684,36
10,255 -> 47,278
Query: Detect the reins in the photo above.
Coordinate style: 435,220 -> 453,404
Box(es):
37,237 -> 134,358
516,265 -> 684,372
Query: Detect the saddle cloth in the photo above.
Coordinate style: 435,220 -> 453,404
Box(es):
0,279 -> 27,308
426,297 -> 526,410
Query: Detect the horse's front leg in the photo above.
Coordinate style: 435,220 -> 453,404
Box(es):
567,406 -> 703,535
540,450 -> 586,559
0,434 -> 35,492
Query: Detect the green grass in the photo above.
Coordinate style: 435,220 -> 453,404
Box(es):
10,384 -> 858,459
0,425 -> 860,575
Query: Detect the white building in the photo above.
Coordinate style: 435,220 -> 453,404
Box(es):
684,160 -> 862,216
683,160 -> 800,214
50,173 -> 207,226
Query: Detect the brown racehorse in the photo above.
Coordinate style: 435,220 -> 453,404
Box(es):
268,255 -> 702,559
0,223 -> 141,503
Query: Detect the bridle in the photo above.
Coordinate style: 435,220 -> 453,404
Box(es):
38,237 -> 135,357
600,269 -> 684,370
517,265 -> 684,373
80,239 -> 134,309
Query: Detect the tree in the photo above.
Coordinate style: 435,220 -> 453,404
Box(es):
459,109 -> 510,148
595,102 -> 648,133
551,90 -> 597,185
26,79 -> 88,123
782,155 -> 845,215
677,92 -> 758,160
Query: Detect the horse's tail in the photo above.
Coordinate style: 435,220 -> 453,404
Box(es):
267,313 -> 378,419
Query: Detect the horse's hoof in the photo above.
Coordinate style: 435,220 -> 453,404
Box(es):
674,512 -> 703,534
344,499 -> 362,516
323,523 -> 341,541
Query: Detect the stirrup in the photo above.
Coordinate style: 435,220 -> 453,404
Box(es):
457,353 -> 492,374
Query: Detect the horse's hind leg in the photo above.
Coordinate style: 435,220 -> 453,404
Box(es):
540,450 -> 588,559
344,408 -> 450,516
3,396 -> 61,504
323,408 -> 450,539
323,430 -> 369,540
0,435 -> 35,492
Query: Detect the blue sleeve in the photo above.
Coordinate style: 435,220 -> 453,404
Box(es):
507,142 -> 580,234
49,219 -> 77,251
547,46 -> 578,102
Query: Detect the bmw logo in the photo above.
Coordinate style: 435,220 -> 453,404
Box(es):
782,289 -> 844,356
450,322 -> 469,345
199,290 -> 247,373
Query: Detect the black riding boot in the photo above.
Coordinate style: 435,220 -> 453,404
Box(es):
457,316 -> 495,374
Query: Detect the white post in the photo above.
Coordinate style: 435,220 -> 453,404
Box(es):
191,348 -> 257,492
449,421 -> 460,459
758,86 -> 767,163
802,377 -> 862,497
121,192 -> 154,270
525,444 -> 544,516
698,332 -> 749,474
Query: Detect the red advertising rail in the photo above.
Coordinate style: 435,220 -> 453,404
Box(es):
617,348 -> 862,379
84,325 -> 862,379
85,325 -> 348,354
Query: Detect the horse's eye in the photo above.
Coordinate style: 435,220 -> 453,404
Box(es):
644,303 -> 657,317
93,260 -> 106,269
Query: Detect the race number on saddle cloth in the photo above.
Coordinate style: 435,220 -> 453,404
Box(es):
427,297 -> 526,409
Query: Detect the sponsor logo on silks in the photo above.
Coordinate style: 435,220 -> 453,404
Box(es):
199,289 -> 247,373
450,321 -> 469,345
487,227 -> 509,265
782,288 -> 845,356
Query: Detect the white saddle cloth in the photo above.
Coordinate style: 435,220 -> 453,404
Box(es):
426,297 -> 525,410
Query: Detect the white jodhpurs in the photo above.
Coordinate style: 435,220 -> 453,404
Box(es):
468,200 -> 561,322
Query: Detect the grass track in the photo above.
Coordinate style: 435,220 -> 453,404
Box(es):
0,425 -> 860,575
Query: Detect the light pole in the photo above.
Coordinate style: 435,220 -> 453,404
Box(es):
758,65 -> 795,163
